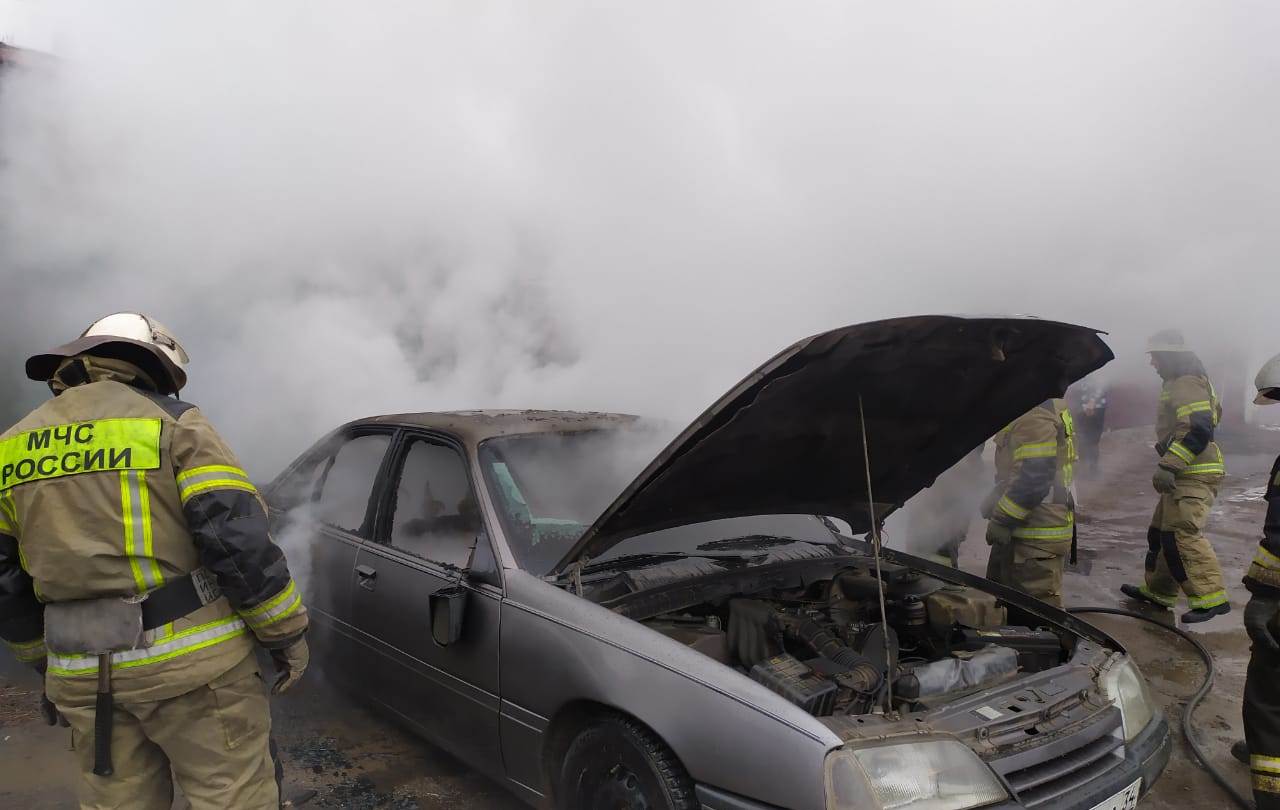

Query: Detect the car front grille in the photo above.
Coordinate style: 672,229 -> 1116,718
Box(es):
990,709 -> 1125,808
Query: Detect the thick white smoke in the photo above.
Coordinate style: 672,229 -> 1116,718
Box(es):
1,1 -> 1277,476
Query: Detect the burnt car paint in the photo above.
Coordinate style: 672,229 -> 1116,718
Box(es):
266,317 -> 1164,810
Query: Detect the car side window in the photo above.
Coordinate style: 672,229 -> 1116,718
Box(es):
314,433 -> 392,537
388,438 -> 480,569
269,456 -> 328,512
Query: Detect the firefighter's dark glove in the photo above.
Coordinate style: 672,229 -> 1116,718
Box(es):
985,521 -> 1014,548
270,638 -> 310,695
1152,467 -> 1177,494
39,692 -> 69,727
1245,596 -> 1280,654
979,489 -> 1001,520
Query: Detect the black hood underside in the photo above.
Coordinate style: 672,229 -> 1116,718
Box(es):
551,316 -> 1111,575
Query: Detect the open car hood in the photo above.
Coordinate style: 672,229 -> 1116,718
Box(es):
549,316 -> 1112,576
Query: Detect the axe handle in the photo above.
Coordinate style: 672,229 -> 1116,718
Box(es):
92,654 -> 113,777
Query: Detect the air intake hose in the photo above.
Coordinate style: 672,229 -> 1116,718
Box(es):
781,616 -> 881,693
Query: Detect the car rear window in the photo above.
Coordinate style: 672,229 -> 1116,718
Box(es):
314,433 -> 392,537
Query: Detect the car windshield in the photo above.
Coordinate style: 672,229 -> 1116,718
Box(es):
478,427 -> 664,574
478,429 -> 844,576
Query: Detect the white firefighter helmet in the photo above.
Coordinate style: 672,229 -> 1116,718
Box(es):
26,312 -> 190,392
1255,353 -> 1280,405
82,313 -> 190,370
1146,329 -> 1192,354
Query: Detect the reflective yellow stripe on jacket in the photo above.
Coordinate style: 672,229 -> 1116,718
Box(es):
996,496 -> 1030,521
1175,400 -> 1215,419
1059,408 -> 1076,488
240,579 -> 303,632
120,469 -> 163,593
177,465 -> 257,504
46,616 -> 248,676
1181,446 -> 1226,477
1254,546 -> 1280,572
1012,440 -> 1057,461
5,636 -> 46,663
1012,514 -> 1075,542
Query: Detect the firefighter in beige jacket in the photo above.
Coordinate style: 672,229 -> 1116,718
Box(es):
982,400 -> 1076,607
1121,329 -> 1230,623
0,313 -> 308,810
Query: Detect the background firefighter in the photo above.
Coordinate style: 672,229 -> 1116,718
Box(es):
1232,353 -> 1280,809
0,313 -> 309,810
981,399 -> 1076,608
1121,330 -> 1230,623
1069,375 -> 1108,477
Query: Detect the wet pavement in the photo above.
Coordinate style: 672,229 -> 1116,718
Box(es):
0,425 -> 1269,809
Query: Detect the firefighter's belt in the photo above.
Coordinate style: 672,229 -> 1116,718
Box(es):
140,567 -> 222,630
43,568 -> 222,653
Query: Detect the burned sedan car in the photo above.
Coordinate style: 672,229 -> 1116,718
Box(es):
265,316 -> 1171,810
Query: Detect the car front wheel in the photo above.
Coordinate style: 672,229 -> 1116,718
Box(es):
557,713 -> 698,810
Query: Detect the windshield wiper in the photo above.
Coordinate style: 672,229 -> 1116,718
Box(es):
580,552 -> 701,574
695,534 -> 833,552
581,536 -> 839,577
580,549 -> 777,575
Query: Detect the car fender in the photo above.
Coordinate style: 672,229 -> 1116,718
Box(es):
499,570 -> 837,810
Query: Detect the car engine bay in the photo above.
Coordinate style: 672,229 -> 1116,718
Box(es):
640,561 -> 1074,717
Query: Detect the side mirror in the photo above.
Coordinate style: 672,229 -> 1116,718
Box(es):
429,537 -> 480,647
427,534 -> 481,647
429,585 -> 468,647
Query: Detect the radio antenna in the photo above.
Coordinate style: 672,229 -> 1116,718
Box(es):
859,394 -> 894,714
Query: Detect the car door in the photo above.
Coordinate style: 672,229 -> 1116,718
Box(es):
350,431 -> 503,777
267,429 -> 394,689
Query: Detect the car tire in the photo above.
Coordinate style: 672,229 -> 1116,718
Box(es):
557,713 -> 698,810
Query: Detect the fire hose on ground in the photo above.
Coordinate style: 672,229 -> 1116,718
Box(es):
1067,606 -> 1254,810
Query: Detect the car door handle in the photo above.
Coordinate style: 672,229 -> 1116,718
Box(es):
355,565 -> 377,591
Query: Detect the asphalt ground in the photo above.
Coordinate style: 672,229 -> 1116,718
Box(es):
0,425 -> 1268,809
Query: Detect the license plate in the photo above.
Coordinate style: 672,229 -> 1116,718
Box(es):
1088,778 -> 1142,810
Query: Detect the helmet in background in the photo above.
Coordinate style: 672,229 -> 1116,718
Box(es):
1255,353 -> 1280,406
1145,329 -> 1192,354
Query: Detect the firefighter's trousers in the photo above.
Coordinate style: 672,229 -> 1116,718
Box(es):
57,658 -> 279,810
1142,477 -> 1228,609
985,536 -> 1070,608
1246,646 -> 1280,809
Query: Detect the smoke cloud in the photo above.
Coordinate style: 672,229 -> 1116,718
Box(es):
1,2 -> 1277,476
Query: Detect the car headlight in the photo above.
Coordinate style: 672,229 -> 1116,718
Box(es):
825,739 -> 1009,810
1099,654 -> 1156,742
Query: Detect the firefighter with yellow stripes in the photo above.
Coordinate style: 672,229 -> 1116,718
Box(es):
1231,353 -> 1280,807
0,313 -> 308,809
981,399 -> 1076,607
1121,329 -> 1230,623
